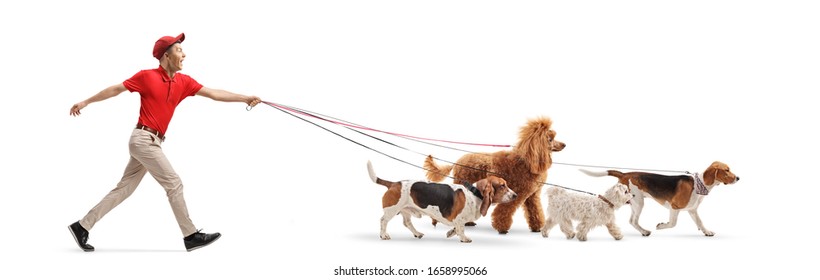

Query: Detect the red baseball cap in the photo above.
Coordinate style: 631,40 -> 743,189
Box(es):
152,33 -> 185,60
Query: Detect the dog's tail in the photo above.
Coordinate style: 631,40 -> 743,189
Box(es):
424,155 -> 453,182
367,161 -> 395,188
579,169 -> 625,179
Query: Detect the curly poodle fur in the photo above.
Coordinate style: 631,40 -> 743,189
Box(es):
424,117 -> 565,233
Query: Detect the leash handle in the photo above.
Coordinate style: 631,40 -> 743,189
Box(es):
246,105 -> 253,111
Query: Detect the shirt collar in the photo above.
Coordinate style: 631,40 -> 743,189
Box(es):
156,65 -> 176,83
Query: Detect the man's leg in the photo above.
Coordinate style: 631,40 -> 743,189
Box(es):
130,130 -> 220,251
79,155 -> 147,230
129,130 -> 197,236
70,130 -> 151,251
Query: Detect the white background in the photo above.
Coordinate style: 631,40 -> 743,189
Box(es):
2,0 -> 818,279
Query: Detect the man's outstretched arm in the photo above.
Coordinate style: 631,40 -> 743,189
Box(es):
196,87 -> 261,107
70,83 -> 128,116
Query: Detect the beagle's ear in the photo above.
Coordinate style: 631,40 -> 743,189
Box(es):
478,179 -> 494,217
703,163 -> 717,185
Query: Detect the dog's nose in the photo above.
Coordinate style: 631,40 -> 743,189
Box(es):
736,176 -> 740,182
511,193 -> 518,200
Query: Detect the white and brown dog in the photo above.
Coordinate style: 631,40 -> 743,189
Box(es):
540,184 -> 634,241
367,161 -> 517,243
581,161 -> 740,236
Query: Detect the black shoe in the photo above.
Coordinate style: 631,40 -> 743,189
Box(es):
184,230 -> 221,252
68,221 -> 94,252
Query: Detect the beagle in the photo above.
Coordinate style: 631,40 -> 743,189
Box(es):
581,161 -> 739,236
367,161 -> 517,243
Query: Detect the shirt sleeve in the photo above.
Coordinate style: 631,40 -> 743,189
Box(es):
186,76 -> 204,97
122,71 -> 144,92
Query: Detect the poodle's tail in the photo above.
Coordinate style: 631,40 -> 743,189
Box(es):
424,155 -> 453,182
367,161 -> 395,188
579,169 -> 625,179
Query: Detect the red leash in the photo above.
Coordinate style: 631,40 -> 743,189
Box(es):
258,101 -> 513,148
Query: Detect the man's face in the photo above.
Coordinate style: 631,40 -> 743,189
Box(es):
164,43 -> 185,71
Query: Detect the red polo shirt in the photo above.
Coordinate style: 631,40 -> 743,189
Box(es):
123,66 -> 203,136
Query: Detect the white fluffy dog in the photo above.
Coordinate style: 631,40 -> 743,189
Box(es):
540,184 -> 634,241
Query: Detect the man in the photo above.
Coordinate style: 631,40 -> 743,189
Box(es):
68,33 -> 261,252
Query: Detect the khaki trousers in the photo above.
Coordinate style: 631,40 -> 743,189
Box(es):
80,128 -> 197,237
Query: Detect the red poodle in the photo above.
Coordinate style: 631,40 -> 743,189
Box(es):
424,117 -> 565,233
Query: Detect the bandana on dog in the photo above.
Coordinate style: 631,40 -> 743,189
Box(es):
693,173 -> 709,195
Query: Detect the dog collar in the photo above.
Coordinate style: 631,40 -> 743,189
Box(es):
597,195 -> 614,208
692,173 -> 710,195
463,183 -> 484,200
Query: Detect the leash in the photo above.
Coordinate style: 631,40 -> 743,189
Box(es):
248,102 -> 689,174
250,101 -> 690,195
257,102 -> 480,154
255,101 -> 512,148
249,102 -> 691,175
257,102 -> 459,182
552,162 -> 690,174
254,101 -> 600,196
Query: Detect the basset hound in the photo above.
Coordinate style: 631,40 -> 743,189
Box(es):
367,161 -> 517,243
581,161 -> 739,236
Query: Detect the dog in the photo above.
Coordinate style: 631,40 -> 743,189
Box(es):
424,117 -> 565,233
580,161 -> 740,236
367,161 -> 517,243
540,184 -> 634,241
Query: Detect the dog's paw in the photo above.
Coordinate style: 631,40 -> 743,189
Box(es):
566,232 -> 575,239
541,230 -> 549,238
577,235 -> 588,242
656,222 -> 674,230
640,230 -> 651,236
380,233 -> 391,240
414,233 -> 424,239
703,230 -> 715,237
497,230 -> 509,235
614,234 -> 623,240
446,229 -> 456,238
460,238 -> 473,243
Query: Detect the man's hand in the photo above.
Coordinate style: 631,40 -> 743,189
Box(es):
245,96 -> 262,108
70,101 -> 88,116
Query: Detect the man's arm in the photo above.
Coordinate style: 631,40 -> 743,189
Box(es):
196,87 -> 262,107
69,83 -> 128,116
